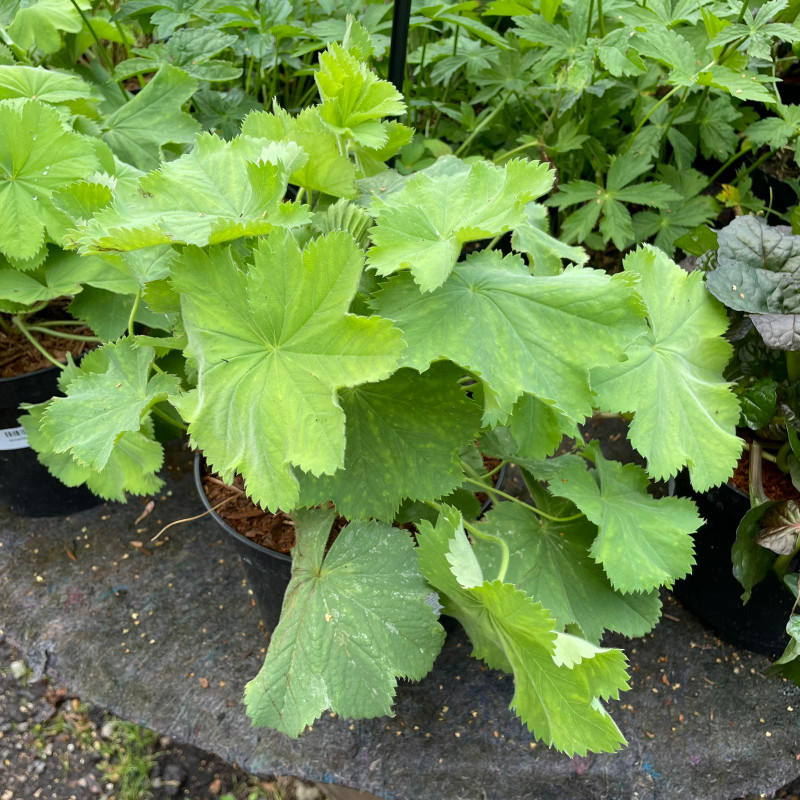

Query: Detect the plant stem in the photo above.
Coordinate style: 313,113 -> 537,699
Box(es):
493,141 -> 540,163
24,326 -> 101,342
31,319 -> 91,327
98,0 -> 133,58
425,500 -> 510,583
481,460 -> 508,479
597,0 -> 605,37
69,0 -> 115,72
151,405 -> 187,431
12,317 -> 64,369
455,91 -> 510,157
127,289 -> 141,337
787,351 -> 800,384
295,187 -> 305,204
704,145 -> 751,188
462,477 -> 584,523
623,84 -> 681,154
748,440 -> 768,506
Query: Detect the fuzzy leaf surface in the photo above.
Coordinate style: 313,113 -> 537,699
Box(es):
77,133 -> 309,253
101,65 -> 200,171
474,499 -> 662,641
41,340 -> 179,471
591,246 -> 742,491
368,157 -> 554,291
244,509 -> 445,736
534,446 -> 701,593
417,506 -> 629,755
0,99 -> 97,261
373,250 -> 645,424
171,231 -> 403,512
298,363 -> 481,520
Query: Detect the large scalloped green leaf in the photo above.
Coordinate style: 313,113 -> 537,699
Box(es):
0,99 -> 98,261
171,230 -> 404,512
417,505 -> 629,756
0,65 -> 98,104
101,65 -> 201,171
244,509 -> 445,736
76,133 -> 309,253
368,157 -> 554,292
474,498 -> 662,640
42,339 -> 179,471
297,363 -> 482,520
590,245 -> 742,491
21,402 -> 164,503
373,250 -> 646,425
532,445 -> 701,593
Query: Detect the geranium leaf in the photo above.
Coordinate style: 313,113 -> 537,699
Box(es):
21,402 -> 164,502
417,506 -> 629,756
244,509 -> 445,736
171,230 -> 404,512
101,65 -> 201,171
41,339 -> 179,471
373,250 -> 645,424
0,99 -> 98,261
76,133 -> 310,253
368,157 -> 554,291
298,363 -> 481,520
533,445 -> 701,593
590,246 -> 742,491
474,499 -> 662,641
6,0 -> 83,54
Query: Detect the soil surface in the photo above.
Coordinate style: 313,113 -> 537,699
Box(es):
0,637 -> 324,800
1,307 -> 94,378
731,445 -> 800,501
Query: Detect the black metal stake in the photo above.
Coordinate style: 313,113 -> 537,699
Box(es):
388,0 -> 412,93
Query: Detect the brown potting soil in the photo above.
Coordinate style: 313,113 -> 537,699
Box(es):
730,445 -> 800,502
1,307 -> 94,378
202,454 -> 502,556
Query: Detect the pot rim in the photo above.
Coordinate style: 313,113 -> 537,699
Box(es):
193,452 -> 292,563
0,362 -> 60,386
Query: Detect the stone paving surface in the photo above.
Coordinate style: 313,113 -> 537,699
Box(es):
2,446 -> 800,800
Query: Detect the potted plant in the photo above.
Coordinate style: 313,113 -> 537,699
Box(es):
674,214 -> 800,675
23,42 -> 743,756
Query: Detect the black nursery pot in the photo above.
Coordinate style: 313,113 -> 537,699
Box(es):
671,472 -> 795,658
0,365 -> 98,517
193,454 -> 291,633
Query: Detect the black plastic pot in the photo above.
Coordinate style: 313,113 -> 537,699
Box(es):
194,454 -> 509,633
194,454 -> 291,633
671,472 -> 795,658
0,364 -> 98,517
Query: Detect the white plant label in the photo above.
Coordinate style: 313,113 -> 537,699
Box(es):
0,426 -> 29,451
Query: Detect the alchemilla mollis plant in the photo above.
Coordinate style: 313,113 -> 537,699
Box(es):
10,34 -> 749,757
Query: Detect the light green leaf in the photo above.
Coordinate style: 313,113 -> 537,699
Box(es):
42,339 -> 179,471
368,157 -> 554,291
474,499 -> 662,641
101,65 -> 201,171
417,506 -> 629,756
241,105 -> 357,198
297,363 -> 481,521
512,203 -> 588,275
696,66 -> 775,104
535,445 -> 701,593
77,133 -> 309,253
590,246 -> 742,491
0,99 -> 98,261
316,43 -> 405,148
21,401 -> 164,502
244,509 -> 445,736
7,0 -> 84,54
0,65 -> 97,104
506,393 -> 579,460
171,231 -> 404,512
373,250 -> 645,425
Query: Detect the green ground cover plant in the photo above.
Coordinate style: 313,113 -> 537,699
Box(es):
7,35 -> 747,756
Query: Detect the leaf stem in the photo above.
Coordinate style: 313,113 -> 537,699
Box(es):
69,0 -> 115,72
151,404 -> 187,431
455,91 -> 511,157
462,476 -> 584,523
481,460 -> 508,479
127,289 -> 141,337
12,317 -> 64,370
24,326 -> 101,342
493,140 -> 540,164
